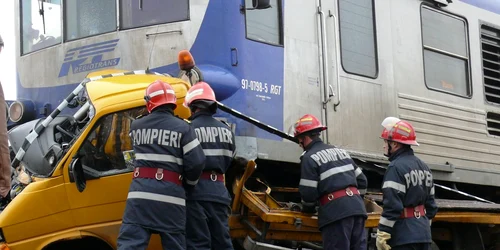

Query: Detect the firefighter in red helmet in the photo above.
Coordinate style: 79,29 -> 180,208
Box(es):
117,80 -> 206,250
293,114 -> 368,250
376,117 -> 438,250
183,81 -> 236,250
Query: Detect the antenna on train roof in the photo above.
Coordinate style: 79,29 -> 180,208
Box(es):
146,25 -> 160,72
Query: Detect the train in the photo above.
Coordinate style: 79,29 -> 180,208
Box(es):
6,0 -> 500,249
13,0 -> 500,200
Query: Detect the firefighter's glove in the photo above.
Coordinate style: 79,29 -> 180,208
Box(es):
376,229 -> 391,250
301,201 -> 317,214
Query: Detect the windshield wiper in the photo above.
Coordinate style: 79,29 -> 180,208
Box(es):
38,0 -> 46,34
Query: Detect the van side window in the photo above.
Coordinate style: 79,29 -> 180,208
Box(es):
480,23 -> 500,105
79,107 -> 147,175
421,6 -> 471,97
338,0 -> 378,78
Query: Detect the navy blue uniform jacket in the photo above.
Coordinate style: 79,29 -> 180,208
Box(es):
299,138 -> 368,229
123,109 -> 206,233
187,111 -> 236,206
378,147 -> 438,246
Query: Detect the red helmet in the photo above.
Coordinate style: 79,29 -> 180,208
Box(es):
144,80 -> 177,113
380,117 -> 419,146
293,114 -> 327,137
183,81 -> 216,107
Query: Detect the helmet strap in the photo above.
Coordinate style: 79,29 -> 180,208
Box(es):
384,129 -> 395,157
298,132 -> 319,149
384,142 -> 392,157
298,136 -> 306,149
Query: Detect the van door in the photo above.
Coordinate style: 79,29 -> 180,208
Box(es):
62,106 -> 163,248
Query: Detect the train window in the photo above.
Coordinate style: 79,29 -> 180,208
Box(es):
21,0 -> 62,54
421,7 -> 470,97
64,0 -> 117,41
480,24 -> 500,105
119,0 -> 189,30
338,0 -> 378,78
244,0 -> 283,46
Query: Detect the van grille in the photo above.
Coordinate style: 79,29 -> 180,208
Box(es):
481,24 -> 500,105
486,112 -> 500,136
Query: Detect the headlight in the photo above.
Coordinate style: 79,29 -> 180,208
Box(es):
89,104 -> 95,119
8,100 -> 36,123
8,101 -> 23,123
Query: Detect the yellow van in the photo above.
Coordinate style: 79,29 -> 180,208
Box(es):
1,69 -> 192,250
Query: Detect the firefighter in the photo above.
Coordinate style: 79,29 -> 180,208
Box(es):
293,114 -> 368,250
0,34 -> 11,210
116,80 -> 206,250
376,117 -> 438,250
183,81 -> 236,250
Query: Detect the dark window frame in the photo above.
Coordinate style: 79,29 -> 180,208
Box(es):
419,4 -> 472,99
62,0 -> 118,42
118,0 -> 190,31
20,0 -> 63,55
243,0 -> 284,47
337,0 -> 379,79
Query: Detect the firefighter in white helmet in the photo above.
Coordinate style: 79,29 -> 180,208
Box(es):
376,117 -> 438,250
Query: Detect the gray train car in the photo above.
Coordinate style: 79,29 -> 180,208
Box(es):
280,0 -> 500,201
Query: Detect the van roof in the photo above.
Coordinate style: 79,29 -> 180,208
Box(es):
83,69 -> 192,118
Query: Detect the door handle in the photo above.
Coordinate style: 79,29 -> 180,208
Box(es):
323,85 -> 335,104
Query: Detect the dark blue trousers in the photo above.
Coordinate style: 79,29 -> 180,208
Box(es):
186,200 -> 233,250
392,243 -> 431,250
117,223 -> 185,250
320,215 -> 367,250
